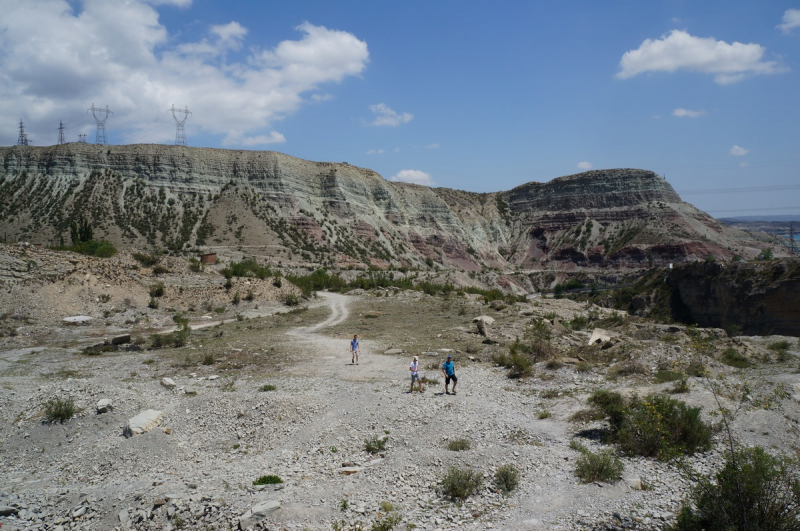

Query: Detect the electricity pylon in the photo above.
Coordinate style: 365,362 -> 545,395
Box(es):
170,104 -> 191,146
88,104 -> 113,145
17,120 -> 29,146
58,120 -> 66,144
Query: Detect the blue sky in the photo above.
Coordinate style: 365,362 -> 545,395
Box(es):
1,1 -> 798,217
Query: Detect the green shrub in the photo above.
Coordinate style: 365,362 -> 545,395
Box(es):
67,239 -> 117,258
152,264 -> 169,276
149,282 -> 165,297
447,439 -> 471,451
441,467 -> 483,501
721,348 -> 750,368
589,391 -> 712,459
670,378 -> 690,394
133,252 -> 160,267
576,362 -> 593,373
494,464 -> 520,494
538,410 -> 552,419
283,293 -> 300,306
232,291 -> 241,305
252,475 -> 283,485
201,353 -> 214,365
492,338 -> 534,379
574,447 -> 624,483
545,359 -> 564,370
670,447 -> 800,531
655,369 -> 684,383
44,396 -> 76,423
364,436 -> 387,454
259,384 -> 276,392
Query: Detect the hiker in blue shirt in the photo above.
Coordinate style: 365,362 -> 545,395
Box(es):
442,355 -> 457,395
350,334 -> 360,365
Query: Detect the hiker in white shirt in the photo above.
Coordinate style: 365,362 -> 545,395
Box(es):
409,356 -> 423,393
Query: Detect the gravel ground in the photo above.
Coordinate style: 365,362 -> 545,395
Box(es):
2,290 -> 800,531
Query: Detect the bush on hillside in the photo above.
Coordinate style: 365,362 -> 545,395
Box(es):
588,390 -> 712,459
670,447 -> 800,531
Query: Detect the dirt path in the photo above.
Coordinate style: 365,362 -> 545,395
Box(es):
285,292 -> 400,379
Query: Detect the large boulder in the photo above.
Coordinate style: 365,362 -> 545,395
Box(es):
473,315 -> 495,337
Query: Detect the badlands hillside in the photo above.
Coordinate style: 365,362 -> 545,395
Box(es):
0,144 -> 774,271
0,242 -> 799,531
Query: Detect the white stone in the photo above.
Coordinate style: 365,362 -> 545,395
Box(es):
588,328 -> 612,345
161,377 -> 177,389
126,409 -> 163,436
96,398 -> 112,414
238,500 -> 280,528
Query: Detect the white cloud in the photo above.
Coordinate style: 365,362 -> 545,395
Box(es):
311,93 -> 334,102
369,103 -> 413,127
672,108 -> 706,118
577,161 -> 592,170
235,132 -> 286,146
778,9 -> 800,34
617,30 -> 787,84
146,0 -> 192,6
426,143 -> 440,149
730,145 -> 749,156
389,169 -> 433,186
0,2 -> 368,146
366,148 -> 385,155
739,162 -> 749,168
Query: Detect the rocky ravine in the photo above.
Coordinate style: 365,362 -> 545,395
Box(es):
0,144 -> 770,271
2,277 -> 800,531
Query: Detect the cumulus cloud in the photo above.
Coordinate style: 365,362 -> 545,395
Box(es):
369,103 -> 413,127
617,30 -> 786,84
0,1 -> 369,146
236,132 -> 286,146
366,148 -> 385,155
672,108 -> 706,118
730,145 -> 749,156
577,161 -> 592,170
389,169 -> 433,186
778,9 -> 800,34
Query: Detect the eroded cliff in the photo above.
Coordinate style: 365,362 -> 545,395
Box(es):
0,144 -> 763,270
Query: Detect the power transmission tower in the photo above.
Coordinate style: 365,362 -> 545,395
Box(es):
57,120 -> 66,145
78,134 -> 87,143
169,104 -> 191,146
88,104 -> 113,145
17,120 -> 29,146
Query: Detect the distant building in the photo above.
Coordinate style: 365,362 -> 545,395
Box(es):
199,252 -> 217,265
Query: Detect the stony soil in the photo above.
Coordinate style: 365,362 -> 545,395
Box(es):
2,254 -> 800,530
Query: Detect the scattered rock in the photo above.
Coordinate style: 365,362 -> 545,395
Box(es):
125,409 -> 164,436
589,328 -> 612,345
161,377 -> 177,389
111,334 -> 131,345
238,500 -> 280,529
96,398 -> 113,413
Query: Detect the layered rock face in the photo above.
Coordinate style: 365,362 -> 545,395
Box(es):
0,144 -> 760,270
668,259 -> 800,336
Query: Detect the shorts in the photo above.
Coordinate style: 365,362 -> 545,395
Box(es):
411,373 -> 420,383
445,374 -> 457,385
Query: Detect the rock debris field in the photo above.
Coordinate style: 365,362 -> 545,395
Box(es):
2,286 -> 800,531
